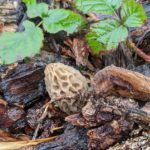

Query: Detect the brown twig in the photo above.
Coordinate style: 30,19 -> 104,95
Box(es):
32,103 -> 50,140
127,38 -> 150,63
50,35 -> 60,53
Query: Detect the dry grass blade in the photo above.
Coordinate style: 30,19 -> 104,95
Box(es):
0,136 -> 58,150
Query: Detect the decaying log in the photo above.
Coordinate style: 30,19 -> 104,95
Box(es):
0,64 -> 45,106
26,100 -> 64,139
88,119 -> 133,150
108,135 -> 150,150
66,95 -> 149,149
92,65 -> 150,101
66,95 -> 138,128
0,0 -> 17,23
128,103 -> 150,125
0,99 -> 25,128
35,124 -> 88,150
0,51 -> 77,107
0,0 -> 19,32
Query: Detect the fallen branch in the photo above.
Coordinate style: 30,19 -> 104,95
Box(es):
92,65 -> 150,101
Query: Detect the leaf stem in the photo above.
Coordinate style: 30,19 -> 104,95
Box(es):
37,21 -> 43,27
113,10 -> 121,20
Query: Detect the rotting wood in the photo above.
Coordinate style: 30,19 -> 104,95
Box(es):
35,124 -> 88,150
65,95 -> 138,128
65,95 -> 149,150
92,65 -> 150,101
108,135 -> 150,150
0,64 -> 45,106
87,119 -> 133,150
0,99 -> 25,128
0,0 -> 17,23
0,0 -> 18,32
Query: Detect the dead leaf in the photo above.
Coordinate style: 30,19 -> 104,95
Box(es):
63,38 -> 94,70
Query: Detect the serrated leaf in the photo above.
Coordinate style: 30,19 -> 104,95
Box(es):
88,19 -> 128,51
22,0 -> 36,5
121,0 -> 147,27
86,32 -> 106,53
43,9 -> 86,34
74,0 -> 122,14
27,3 -> 49,18
0,21 -> 43,64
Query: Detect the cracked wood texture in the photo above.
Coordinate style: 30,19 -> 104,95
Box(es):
0,64 -> 45,106
92,65 -> 150,101
0,0 -> 18,32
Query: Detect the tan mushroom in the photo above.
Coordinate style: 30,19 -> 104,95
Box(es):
44,63 -> 88,114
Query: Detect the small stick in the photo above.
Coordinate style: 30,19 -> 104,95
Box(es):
127,39 -> 150,63
32,104 -> 50,140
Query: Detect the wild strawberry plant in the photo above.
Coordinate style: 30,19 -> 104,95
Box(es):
0,0 -> 86,64
75,0 -> 147,53
0,0 -> 147,64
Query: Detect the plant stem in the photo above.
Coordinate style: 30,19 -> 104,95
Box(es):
50,35 -> 60,53
127,38 -> 150,63
37,21 -> 43,27
114,10 -> 121,20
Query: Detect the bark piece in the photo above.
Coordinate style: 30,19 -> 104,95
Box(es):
26,99 -> 64,139
35,124 -> 88,150
65,94 -> 149,149
88,119 -> 133,150
0,99 -> 25,128
66,95 -> 138,128
0,0 -> 18,32
131,64 -> 150,77
128,107 -> 150,125
108,135 -> 150,150
9,118 -> 27,135
0,64 -> 45,106
0,0 -> 18,23
92,65 -> 150,101
26,101 -> 46,129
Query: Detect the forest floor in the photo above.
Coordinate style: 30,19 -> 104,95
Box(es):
0,0 -> 149,150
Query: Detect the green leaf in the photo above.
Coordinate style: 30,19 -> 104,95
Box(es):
74,0 -> 122,14
121,0 -> 147,27
0,21 -> 43,64
27,3 -> 49,18
87,19 -> 128,51
86,32 -> 106,53
43,9 -> 86,34
22,0 -> 36,5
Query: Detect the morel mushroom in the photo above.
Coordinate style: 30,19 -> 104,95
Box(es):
44,63 -> 88,114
